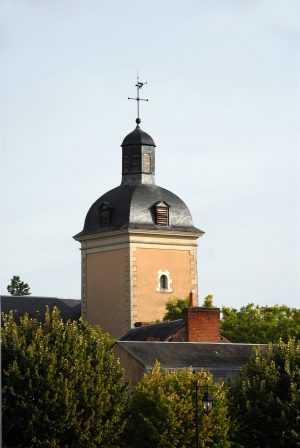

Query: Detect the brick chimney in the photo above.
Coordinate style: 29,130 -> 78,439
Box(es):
185,293 -> 221,342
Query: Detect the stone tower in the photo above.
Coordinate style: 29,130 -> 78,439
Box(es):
74,119 -> 204,339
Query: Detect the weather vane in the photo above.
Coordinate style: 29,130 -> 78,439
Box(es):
128,75 -> 149,124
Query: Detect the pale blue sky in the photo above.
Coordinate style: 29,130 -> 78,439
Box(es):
1,0 -> 299,309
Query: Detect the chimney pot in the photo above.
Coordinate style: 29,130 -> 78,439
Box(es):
188,292 -> 196,307
134,322 -> 150,328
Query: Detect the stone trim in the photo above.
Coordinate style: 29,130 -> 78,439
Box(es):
131,246 -> 138,323
81,251 -> 87,318
80,234 -> 200,251
124,246 -> 131,325
189,247 -> 198,304
85,243 -> 197,254
74,227 -> 204,242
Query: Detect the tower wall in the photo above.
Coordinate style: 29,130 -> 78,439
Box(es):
85,248 -> 131,339
131,244 -> 198,324
79,230 -> 199,339
80,232 -> 131,339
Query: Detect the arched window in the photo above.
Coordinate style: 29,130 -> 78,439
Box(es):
143,153 -> 151,173
160,274 -> 168,290
156,270 -> 172,293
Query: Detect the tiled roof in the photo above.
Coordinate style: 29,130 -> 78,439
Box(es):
115,341 -> 267,381
120,319 -> 185,341
1,295 -> 81,321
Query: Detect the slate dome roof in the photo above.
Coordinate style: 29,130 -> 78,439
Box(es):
74,122 -> 203,239
75,184 -> 201,237
121,125 -> 156,147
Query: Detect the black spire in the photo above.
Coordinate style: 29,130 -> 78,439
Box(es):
121,125 -> 156,147
121,78 -> 156,186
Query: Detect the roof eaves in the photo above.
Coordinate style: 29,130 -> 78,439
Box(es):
114,341 -> 148,370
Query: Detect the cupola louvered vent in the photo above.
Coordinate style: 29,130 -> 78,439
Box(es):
123,154 -> 129,174
155,202 -> 169,226
131,154 -> 141,172
99,204 -> 112,227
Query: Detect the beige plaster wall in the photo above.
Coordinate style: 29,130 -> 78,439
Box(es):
86,248 -> 130,339
113,344 -> 145,391
132,247 -> 196,323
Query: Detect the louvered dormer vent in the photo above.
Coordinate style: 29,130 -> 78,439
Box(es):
155,202 -> 169,226
99,204 -> 112,227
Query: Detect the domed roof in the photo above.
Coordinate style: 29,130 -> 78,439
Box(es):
75,184 -> 202,238
121,125 -> 156,147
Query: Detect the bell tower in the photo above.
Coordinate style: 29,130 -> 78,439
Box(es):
121,118 -> 156,186
74,83 -> 204,339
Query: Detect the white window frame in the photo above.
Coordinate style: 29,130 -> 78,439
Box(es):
156,270 -> 173,293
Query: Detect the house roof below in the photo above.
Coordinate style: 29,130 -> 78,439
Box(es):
120,319 -> 185,341
1,295 -> 81,321
115,341 -> 267,381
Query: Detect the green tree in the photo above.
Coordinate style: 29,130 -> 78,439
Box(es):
203,294 -> 214,308
123,362 -> 233,448
2,308 -> 128,448
163,296 -> 188,321
163,295 -> 217,322
221,303 -> 300,343
7,275 -> 31,296
230,339 -> 300,448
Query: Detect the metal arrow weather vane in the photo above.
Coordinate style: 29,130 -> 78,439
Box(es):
128,75 -> 149,124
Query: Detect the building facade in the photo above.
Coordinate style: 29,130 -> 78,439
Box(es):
74,119 -> 204,339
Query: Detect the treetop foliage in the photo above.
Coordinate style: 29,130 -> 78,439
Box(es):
163,296 -> 188,321
163,295 -> 216,321
7,275 -> 31,296
163,298 -> 299,343
2,308 -> 128,448
221,303 -> 300,343
123,362 -> 233,448
230,338 -> 300,447
202,294 -> 214,308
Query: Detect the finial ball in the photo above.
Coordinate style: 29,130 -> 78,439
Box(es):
136,118 -> 141,125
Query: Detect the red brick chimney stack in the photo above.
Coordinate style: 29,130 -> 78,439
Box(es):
186,294 -> 221,342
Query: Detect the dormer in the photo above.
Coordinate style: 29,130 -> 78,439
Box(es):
99,202 -> 112,228
154,201 -> 169,226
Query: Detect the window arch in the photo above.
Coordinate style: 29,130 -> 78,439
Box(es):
156,270 -> 172,293
143,153 -> 151,173
160,274 -> 168,290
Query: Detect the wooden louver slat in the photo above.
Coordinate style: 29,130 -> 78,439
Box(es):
131,154 -> 140,172
156,204 -> 169,226
123,154 -> 129,174
100,209 -> 110,227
